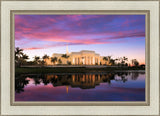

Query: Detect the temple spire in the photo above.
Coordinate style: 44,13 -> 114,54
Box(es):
66,43 -> 69,55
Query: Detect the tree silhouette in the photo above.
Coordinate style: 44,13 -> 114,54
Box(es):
15,47 -> 29,67
131,59 -> 139,67
103,56 -> 116,66
42,54 -> 49,65
58,59 -> 62,64
51,57 -> 57,65
33,56 -> 40,64
61,54 -> 69,58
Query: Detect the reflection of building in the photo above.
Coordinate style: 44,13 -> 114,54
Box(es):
46,73 -> 113,90
45,45 -> 108,65
15,72 -> 131,94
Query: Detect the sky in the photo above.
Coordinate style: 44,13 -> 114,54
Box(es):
15,15 -> 145,64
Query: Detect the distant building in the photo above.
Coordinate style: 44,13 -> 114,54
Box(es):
45,45 -> 110,65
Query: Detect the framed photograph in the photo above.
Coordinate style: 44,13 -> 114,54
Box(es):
0,0 -> 160,115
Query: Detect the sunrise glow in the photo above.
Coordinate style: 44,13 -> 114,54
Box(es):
15,15 -> 145,64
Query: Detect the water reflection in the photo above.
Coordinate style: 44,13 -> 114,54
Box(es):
15,75 -> 29,93
15,72 -> 144,93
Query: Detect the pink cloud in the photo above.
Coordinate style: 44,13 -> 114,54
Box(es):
24,47 -> 43,50
15,15 -> 145,50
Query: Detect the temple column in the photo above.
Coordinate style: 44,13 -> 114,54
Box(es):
90,57 -> 92,65
93,57 -> 95,65
82,57 -> 85,65
79,57 -> 80,64
87,57 -> 89,65
77,57 -> 78,65
77,57 -> 79,65
86,57 -> 88,65
97,58 -> 99,64
80,57 -> 82,64
75,58 -> 77,65
98,57 -> 100,65
95,58 -> 97,64
78,57 -> 79,64
75,58 -> 76,65
72,57 -> 75,65
91,57 -> 92,65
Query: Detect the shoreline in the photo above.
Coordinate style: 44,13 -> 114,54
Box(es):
15,66 -> 145,74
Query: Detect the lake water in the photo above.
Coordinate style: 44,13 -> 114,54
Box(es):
15,71 -> 145,101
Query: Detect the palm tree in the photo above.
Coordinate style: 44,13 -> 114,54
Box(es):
33,56 -> 40,64
107,56 -> 111,61
42,54 -> 49,65
15,47 -> 23,55
22,54 -> 29,60
131,59 -> 139,67
123,56 -> 128,63
15,47 -> 23,62
103,56 -> 113,65
118,56 -> 128,66
114,58 -> 119,65
58,59 -> 62,64
42,54 -> 49,60
41,60 -> 45,66
103,57 -> 108,61
110,59 -> 115,65
15,47 -> 29,67
20,53 -> 29,66
61,54 -> 69,58
51,57 -> 57,65
61,54 -> 69,65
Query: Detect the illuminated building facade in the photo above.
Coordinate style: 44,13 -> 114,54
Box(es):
45,45 -> 109,65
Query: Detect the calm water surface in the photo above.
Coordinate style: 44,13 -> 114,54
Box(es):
15,71 -> 145,101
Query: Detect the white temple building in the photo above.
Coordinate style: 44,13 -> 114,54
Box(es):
45,45 -> 108,65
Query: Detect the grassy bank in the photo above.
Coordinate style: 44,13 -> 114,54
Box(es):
15,66 -> 145,74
